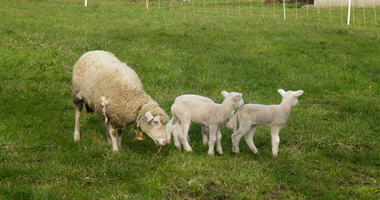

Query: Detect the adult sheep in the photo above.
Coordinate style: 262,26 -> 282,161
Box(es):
72,50 -> 169,151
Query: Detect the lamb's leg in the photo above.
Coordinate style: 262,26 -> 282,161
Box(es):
74,103 -> 83,141
106,123 -> 119,152
244,126 -> 258,154
172,122 -> 182,150
270,127 -> 281,156
117,128 -> 123,150
231,125 -> 250,154
207,125 -> 218,155
215,127 -> 223,155
179,122 -> 192,152
103,122 -> 112,145
201,125 -> 209,146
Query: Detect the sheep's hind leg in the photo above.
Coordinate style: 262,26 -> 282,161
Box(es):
244,126 -> 258,154
179,123 -> 192,152
231,125 -> 250,154
74,103 -> 83,142
270,127 -> 281,156
172,122 -> 182,150
201,125 -> 209,146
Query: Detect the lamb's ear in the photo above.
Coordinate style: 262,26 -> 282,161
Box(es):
292,90 -> 304,97
221,91 -> 229,97
145,111 -> 154,122
278,89 -> 286,96
232,93 -> 242,100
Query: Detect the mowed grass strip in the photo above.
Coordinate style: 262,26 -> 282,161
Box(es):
0,0 -> 379,199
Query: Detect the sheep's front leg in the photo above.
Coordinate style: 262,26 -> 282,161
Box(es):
215,127 -> 223,155
270,127 -> 281,156
207,125 -> 218,155
231,125 -> 250,154
172,122 -> 182,150
103,122 -> 112,145
180,123 -> 192,152
106,123 -> 119,152
201,125 -> 209,146
117,128 -> 123,150
244,126 -> 258,154
74,103 -> 83,142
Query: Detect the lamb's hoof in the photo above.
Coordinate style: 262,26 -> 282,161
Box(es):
232,147 -> 239,154
217,151 -> 224,156
184,147 -> 193,152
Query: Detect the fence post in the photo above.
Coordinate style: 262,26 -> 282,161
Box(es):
347,0 -> 351,25
85,0 -> 87,6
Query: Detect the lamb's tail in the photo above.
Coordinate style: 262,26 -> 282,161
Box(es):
166,106 -> 177,143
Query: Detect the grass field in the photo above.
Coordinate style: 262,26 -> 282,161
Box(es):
1,0 -> 380,199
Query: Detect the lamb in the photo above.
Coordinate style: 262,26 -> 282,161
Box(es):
231,89 -> 304,156
166,94 -> 236,146
170,91 -> 244,155
71,50 -> 170,151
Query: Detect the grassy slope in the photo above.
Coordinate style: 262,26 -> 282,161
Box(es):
0,1 -> 379,199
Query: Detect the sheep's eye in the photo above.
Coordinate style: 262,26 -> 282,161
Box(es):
226,119 -> 230,122
153,120 -> 160,125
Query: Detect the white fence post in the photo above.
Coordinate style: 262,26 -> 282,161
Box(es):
347,0 -> 351,25
85,0 -> 87,6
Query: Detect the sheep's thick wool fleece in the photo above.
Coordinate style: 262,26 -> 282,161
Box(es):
72,51 -> 169,127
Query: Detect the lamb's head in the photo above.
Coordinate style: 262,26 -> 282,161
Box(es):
139,103 -> 170,146
224,110 -> 235,130
221,91 -> 244,109
278,89 -> 304,106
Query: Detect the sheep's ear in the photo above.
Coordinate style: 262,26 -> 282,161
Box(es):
232,93 -> 242,100
145,111 -> 154,122
278,89 -> 286,96
221,91 -> 229,97
292,90 -> 304,97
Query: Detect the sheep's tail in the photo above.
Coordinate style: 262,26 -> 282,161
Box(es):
166,106 -> 177,143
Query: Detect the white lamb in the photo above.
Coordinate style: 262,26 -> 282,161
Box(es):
72,51 -> 169,151
231,89 -> 304,156
170,91 -> 244,155
166,94 -> 236,146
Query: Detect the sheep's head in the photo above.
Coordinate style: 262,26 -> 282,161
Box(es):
278,89 -> 304,106
139,103 -> 170,146
221,91 -> 244,109
224,110 -> 236,130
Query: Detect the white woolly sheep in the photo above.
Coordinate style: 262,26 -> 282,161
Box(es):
231,89 -> 304,156
166,94 -> 235,146
170,91 -> 244,155
72,50 -> 170,151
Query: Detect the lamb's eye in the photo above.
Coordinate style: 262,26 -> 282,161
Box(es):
153,120 -> 160,125
226,119 -> 230,122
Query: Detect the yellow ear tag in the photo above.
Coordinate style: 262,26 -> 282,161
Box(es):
135,130 -> 146,140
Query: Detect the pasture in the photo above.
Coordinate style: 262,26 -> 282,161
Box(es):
0,0 -> 379,199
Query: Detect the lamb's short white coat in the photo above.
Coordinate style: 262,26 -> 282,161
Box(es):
231,89 -> 304,156
166,94 -> 235,146
170,91 -> 244,155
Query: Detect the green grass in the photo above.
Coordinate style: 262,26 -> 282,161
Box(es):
1,0 -> 379,199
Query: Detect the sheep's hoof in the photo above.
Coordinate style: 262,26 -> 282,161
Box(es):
232,147 -> 239,154
184,147 -> 193,152
217,151 -> 224,156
